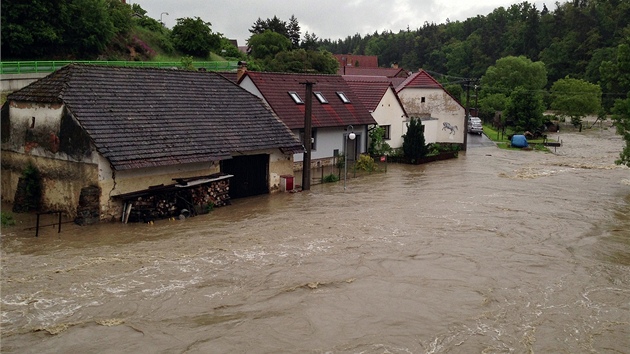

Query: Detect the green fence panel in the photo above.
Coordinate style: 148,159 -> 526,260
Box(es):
1,61 -> 239,74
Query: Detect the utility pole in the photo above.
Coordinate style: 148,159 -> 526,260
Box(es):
300,81 -> 315,190
463,79 -> 471,151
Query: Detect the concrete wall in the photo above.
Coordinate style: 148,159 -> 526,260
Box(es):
398,88 -> 466,145
1,73 -> 49,93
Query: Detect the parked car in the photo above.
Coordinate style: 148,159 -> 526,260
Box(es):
467,117 -> 483,134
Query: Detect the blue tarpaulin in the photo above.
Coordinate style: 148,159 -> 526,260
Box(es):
511,134 -> 528,148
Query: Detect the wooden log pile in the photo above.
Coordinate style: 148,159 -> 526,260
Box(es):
123,177 -> 230,223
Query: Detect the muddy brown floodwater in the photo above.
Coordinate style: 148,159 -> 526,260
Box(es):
2,127 -> 630,353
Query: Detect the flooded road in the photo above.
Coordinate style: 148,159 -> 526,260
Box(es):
2,128 -> 629,353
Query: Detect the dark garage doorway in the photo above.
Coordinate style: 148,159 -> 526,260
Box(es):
221,154 -> 269,199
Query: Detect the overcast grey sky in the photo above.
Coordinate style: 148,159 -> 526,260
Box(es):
131,0 -> 551,46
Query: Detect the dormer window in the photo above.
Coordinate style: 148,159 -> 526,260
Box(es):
289,91 -> 304,104
314,91 -> 328,103
336,91 -> 351,103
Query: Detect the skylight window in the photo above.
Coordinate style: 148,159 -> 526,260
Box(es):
288,91 -> 304,104
314,91 -> 328,104
336,91 -> 351,103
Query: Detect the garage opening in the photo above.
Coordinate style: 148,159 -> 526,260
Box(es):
221,154 -> 269,199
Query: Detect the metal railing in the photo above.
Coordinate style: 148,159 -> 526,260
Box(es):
0,60 -> 239,74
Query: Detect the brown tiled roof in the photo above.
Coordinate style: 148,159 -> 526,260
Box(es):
342,76 -> 393,112
242,72 -> 376,130
396,69 -> 443,91
396,69 -> 464,108
8,64 -> 303,171
333,54 -> 379,68
337,66 -> 409,78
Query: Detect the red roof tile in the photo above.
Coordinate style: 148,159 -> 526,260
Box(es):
243,72 -> 376,130
396,69 -> 443,91
342,76 -> 392,112
337,66 -> 409,78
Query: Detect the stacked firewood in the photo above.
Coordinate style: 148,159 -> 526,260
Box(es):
188,180 -> 230,209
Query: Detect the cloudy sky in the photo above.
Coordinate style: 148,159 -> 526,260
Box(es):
131,0 -> 551,46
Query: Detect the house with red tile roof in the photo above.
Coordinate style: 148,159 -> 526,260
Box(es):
396,70 -> 466,146
239,71 -> 376,171
343,76 -> 416,150
333,54 -> 379,68
337,66 -> 409,78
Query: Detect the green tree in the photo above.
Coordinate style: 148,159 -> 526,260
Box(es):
505,87 -> 545,132
247,30 -> 292,60
1,0 -> 123,59
171,17 -> 221,58
611,93 -> 630,167
600,44 -> 630,111
478,93 -> 510,121
550,77 -> 602,127
368,126 -> 392,156
265,49 -> 338,74
480,55 -> 547,95
1,0 -> 65,58
287,15 -> 301,48
402,118 -> 428,162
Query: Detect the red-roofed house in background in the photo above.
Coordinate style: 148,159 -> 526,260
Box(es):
396,70 -> 466,146
239,70 -> 376,172
333,54 -> 379,69
343,76 -> 415,150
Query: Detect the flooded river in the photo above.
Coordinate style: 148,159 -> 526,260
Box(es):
2,128 -> 629,353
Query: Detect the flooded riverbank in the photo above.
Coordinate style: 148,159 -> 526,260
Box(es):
1,127 -> 629,353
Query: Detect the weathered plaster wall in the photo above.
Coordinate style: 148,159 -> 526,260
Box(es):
398,88 -> 466,144
269,149 -> 294,192
1,151 -> 99,216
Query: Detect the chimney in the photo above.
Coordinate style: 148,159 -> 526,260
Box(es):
392,62 -> 399,69
236,61 -> 247,82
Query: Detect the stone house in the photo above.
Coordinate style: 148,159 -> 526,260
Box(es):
1,64 -> 303,223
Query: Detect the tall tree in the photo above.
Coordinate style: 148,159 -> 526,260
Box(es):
505,87 -> 545,132
287,15 -> 301,48
402,118 -> 428,162
247,30 -> 292,60
480,55 -> 547,95
550,77 -> 602,127
171,17 -> 221,58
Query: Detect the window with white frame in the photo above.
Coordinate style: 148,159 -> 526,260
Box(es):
289,91 -> 304,104
314,91 -> 328,103
336,91 -> 351,103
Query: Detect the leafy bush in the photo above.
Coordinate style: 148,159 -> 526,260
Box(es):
354,154 -> 377,172
368,125 -> 392,156
2,212 -> 16,226
323,174 -> 339,183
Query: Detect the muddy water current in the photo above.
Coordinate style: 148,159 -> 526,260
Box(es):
2,129 -> 630,353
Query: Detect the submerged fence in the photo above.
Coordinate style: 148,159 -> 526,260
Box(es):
0,60 -> 239,75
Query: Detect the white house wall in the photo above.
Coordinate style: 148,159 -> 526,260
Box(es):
398,88 -> 465,144
371,89 -> 407,149
293,126 -> 365,163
